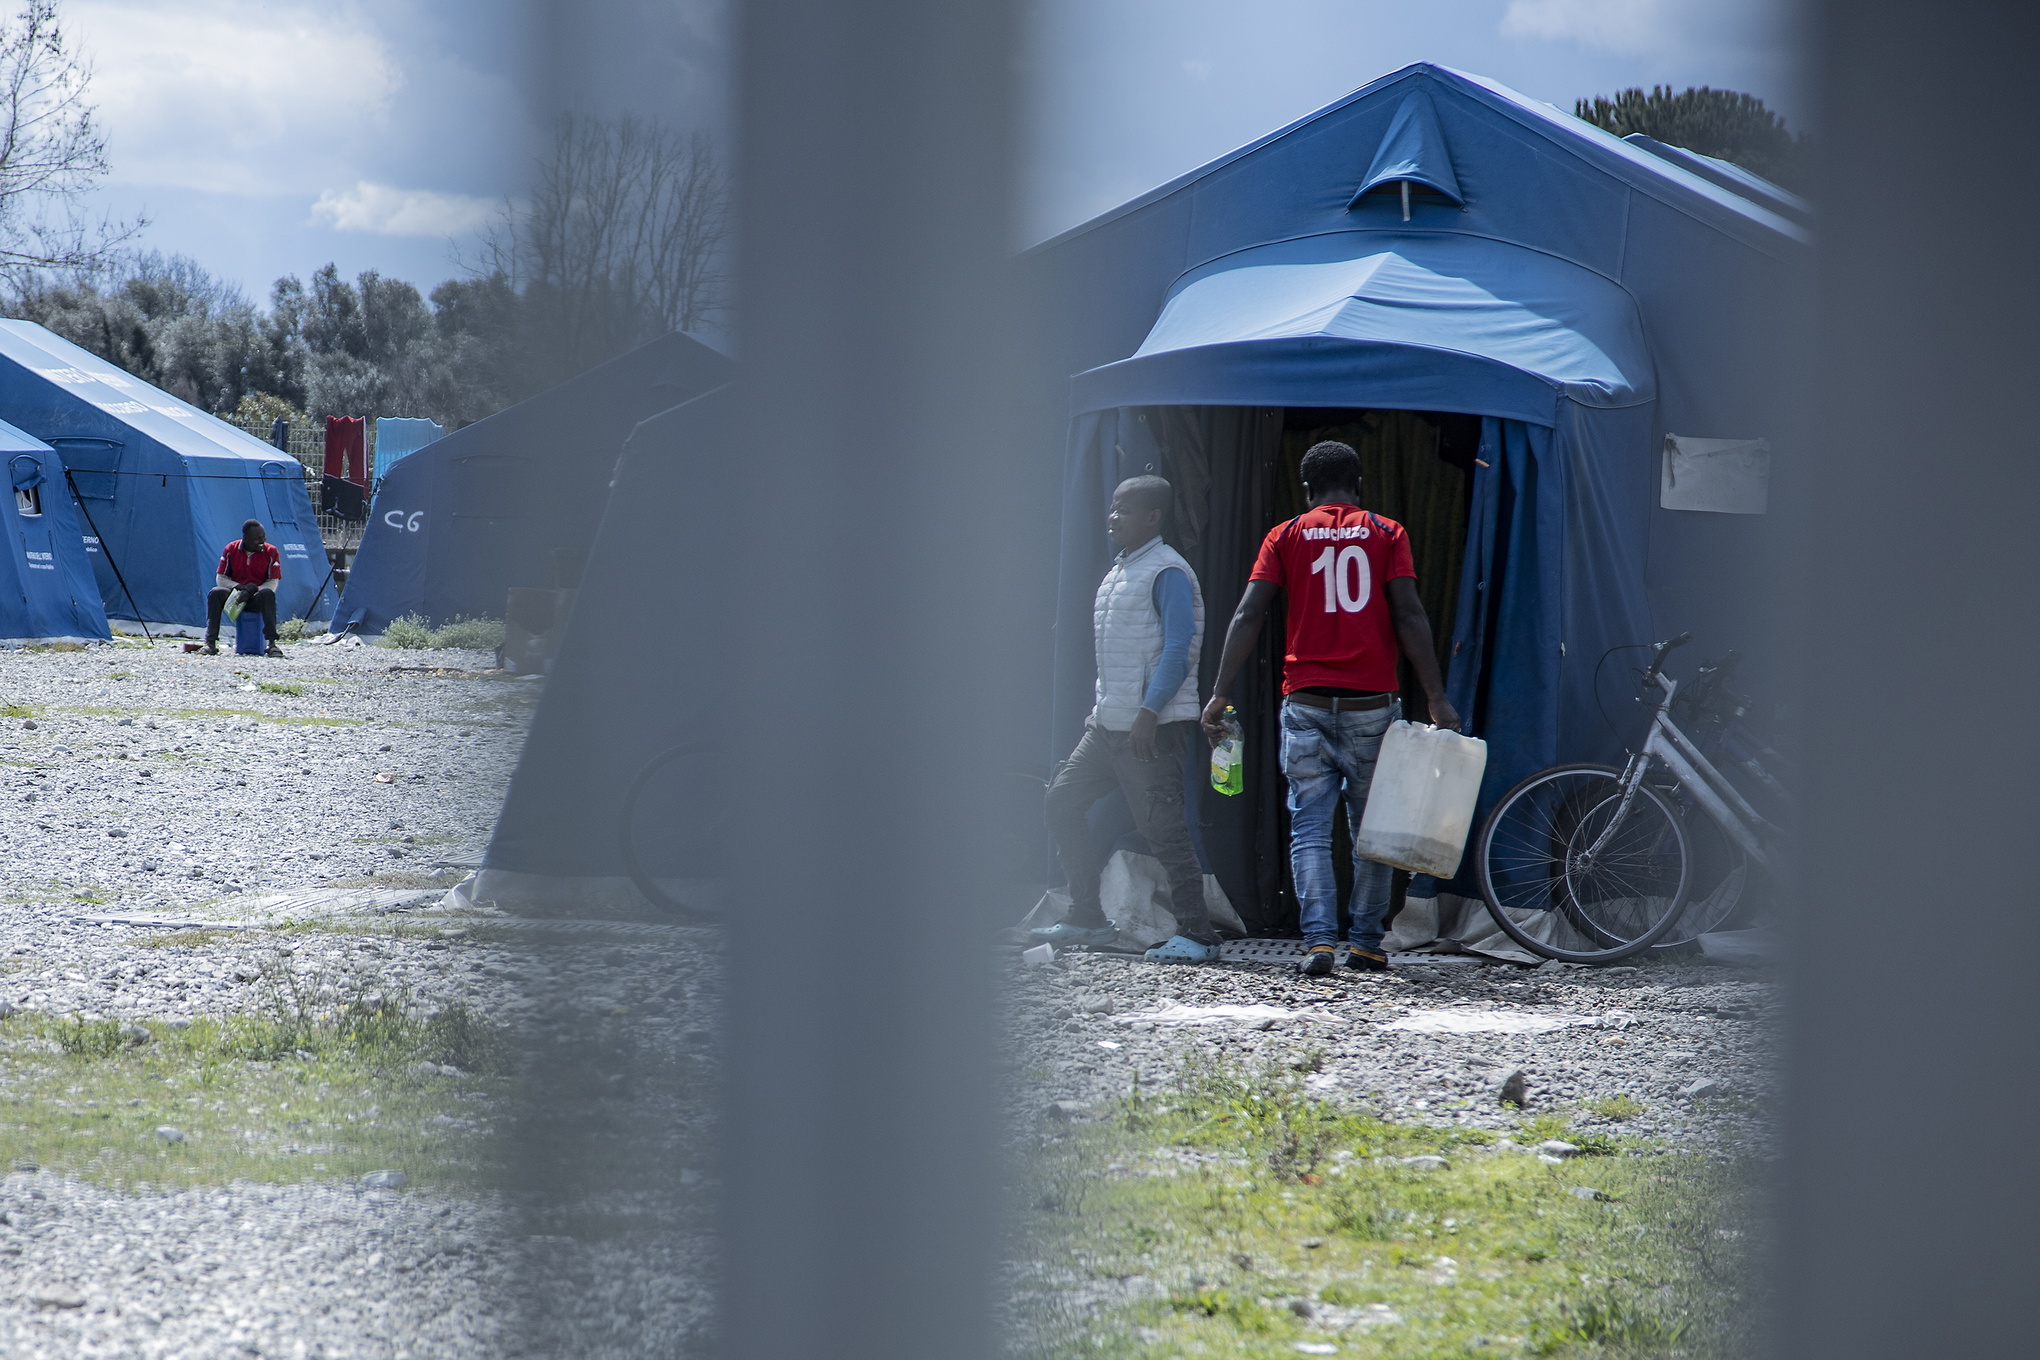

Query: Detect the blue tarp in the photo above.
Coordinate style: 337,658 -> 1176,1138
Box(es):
335,330 -> 733,633
373,417 -> 443,475
0,321 -> 325,629
0,418 -> 107,642
1028,64 -> 1805,925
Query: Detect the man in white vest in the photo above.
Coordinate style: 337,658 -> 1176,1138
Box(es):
1033,476 -> 1218,964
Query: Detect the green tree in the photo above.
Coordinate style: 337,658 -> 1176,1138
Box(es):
1575,86 -> 1803,189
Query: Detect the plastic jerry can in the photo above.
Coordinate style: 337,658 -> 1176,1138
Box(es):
235,608 -> 266,656
1354,721 -> 1488,877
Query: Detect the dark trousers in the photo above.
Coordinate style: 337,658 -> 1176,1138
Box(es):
1044,717 -> 1213,943
206,587 -> 278,643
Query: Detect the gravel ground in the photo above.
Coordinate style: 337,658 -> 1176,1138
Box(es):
0,639 -> 564,1358
0,1175 -> 511,1359
1006,939 -> 1777,1153
0,639 -> 1775,1354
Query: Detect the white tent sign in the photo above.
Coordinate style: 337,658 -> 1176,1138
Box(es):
1661,434 -> 1770,514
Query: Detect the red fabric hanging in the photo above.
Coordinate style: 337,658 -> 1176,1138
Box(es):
323,416 -> 367,485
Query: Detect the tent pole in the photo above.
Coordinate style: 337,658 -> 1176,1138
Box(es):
1402,180 -> 1411,221
63,469 -> 150,643
302,551 -> 340,623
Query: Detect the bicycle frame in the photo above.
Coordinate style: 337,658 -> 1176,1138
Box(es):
1606,671 -> 1778,869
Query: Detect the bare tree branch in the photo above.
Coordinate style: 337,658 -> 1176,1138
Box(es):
0,1 -> 139,288
478,114 -> 730,379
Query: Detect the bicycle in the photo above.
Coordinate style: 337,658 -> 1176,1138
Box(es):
1473,633 -> 1788,964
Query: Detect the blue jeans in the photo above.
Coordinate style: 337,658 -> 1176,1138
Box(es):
1280,698 -> 1399,950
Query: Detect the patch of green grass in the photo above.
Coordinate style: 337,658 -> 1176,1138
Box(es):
1010,1053 -> 1761,1360
275,618 -> 329,643
0,972 -> 511,1191
257,681 -> 306,697
264,919 -> 461,943
1586,1095 -> 1646,1122
377,613 -> 505,651
24,642 -> 86,653
1533,1291 -> 1689,1355
136,930 -> 238,950
321,869 -> 466,890
0,702 -> 37,718
108,672 -> 135,681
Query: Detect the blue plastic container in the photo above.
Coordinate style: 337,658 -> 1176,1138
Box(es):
235,608 -> 266,656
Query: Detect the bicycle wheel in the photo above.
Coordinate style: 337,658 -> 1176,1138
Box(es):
1476,763 -> 1692,964
618,741 -> 726,923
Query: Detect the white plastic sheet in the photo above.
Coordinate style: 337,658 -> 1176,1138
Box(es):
1380,1008 -> 1601,1035
1114,1002 -> 1300,1026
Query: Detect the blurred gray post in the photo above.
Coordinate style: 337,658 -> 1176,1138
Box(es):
725,2 -> 1025,1359
1783,4 -> 2040,1355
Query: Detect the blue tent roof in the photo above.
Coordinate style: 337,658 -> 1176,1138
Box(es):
335,330 -> 733,632
0,321 -> 324,629
0,416 -> 107,642
1621,134 -> 1810,223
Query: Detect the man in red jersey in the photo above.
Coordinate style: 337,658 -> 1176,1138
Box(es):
204,519 -> 285,657
1200,441 -> 1458,976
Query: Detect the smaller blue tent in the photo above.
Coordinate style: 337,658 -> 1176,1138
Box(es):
0,419 -> 107,643
0,321 -> 326,629
336,330 -> 733,632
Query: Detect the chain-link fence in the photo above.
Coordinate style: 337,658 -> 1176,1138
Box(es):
216,416 -> 381,553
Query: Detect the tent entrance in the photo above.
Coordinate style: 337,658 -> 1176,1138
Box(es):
1105,404 -> 1478,934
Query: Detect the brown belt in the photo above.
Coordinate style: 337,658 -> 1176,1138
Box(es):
1285,690 -> 1395,713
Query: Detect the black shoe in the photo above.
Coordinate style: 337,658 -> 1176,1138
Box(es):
1298,944 -> 1336,976
1344,946 -> 1388,973
265,644 -> 285,658
201,640 -> 219,656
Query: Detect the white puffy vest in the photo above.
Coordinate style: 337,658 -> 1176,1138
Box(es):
1092,536 -> 1205,729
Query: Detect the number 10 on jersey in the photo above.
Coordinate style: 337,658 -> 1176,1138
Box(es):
1310,545 -> 1371,613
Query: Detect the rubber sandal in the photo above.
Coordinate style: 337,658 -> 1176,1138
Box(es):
1143,935 -> 1220,965
1027,921 -> 1118,949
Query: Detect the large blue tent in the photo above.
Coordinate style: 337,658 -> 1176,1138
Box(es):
0,417 -> 107,643
0,321 -> 325,630
1027,65 -> 1806,933
334,330 -> 733,633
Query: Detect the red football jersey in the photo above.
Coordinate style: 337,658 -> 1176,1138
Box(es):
218,539 -> 281,586
1248,503 -> 1415,693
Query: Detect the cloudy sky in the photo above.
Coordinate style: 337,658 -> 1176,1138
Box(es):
59,0 -> 1794,300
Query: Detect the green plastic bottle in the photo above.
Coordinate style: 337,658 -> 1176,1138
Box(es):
1210,707 -> 1244,796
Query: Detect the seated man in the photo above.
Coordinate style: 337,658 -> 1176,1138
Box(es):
204,519 -> 285,657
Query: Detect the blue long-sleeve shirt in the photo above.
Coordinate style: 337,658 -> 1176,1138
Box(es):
1140,566 -> 1195,715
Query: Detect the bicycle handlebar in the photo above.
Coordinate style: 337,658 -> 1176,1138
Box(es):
1640,632 -> 1693,684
